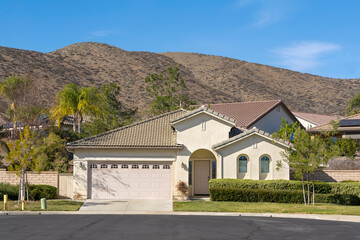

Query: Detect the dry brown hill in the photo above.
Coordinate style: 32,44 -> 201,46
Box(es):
0,42 -> 359,116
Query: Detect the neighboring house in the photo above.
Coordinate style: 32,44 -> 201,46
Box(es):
293,112 -> 339,129
307,113 -> 360,145
67,100 -> 296,200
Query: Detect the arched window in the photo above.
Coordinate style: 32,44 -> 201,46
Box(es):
260,155 -> 270,173
238,155 -> 248,173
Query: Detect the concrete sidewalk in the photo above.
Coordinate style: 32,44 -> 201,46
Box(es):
79,199 -> 173,213
1,210 -> 360,223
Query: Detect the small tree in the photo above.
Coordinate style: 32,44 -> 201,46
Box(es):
145,66 -> 195,115
82,83 -> 136,136
7,126 -> 38,202
272,117 -> 301,142
345,92 -> 360,116
278,128 -> 335,206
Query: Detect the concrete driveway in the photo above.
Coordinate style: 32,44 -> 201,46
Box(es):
79,199 -> 173,213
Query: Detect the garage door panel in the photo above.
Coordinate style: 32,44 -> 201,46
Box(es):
91,162 -> 171,200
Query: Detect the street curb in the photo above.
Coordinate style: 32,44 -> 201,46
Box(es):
0,211 -> 360,222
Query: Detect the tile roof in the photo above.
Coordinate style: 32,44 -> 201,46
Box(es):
171,106 -> 236,126
213,127 -> 292,150
293,112 -> 340,126
67,109 -> 186,148
307,113 -> 360,133
208,100 -> 294,128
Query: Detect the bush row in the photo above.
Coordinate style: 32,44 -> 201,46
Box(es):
209,179 -> 360,197
0,183 -> 57,201
209,188 -> 360,205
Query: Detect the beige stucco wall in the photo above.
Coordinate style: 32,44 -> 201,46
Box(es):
72,148 -> 177,199
173,112 -> 234,191
217,134 -> 289,180
251,105 -> 295,133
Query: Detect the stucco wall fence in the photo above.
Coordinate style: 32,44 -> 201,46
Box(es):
314,170 -> 360,182
0,169 -> 73,198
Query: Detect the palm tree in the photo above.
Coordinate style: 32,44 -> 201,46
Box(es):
0,76 -> 30,138
51,84 -> 99,133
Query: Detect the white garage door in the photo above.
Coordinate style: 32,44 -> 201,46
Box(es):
90,163 -> 172,200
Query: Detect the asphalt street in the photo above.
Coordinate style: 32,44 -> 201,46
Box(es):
0,214 -> 359,240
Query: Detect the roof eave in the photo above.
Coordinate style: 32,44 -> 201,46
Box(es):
213,131 -> 291,150
66,145 -> 184,150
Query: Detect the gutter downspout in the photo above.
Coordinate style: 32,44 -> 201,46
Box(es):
219,152 -> 224,179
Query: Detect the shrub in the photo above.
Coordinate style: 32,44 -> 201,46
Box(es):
209,179 -> 331,194
329,182 -> 360,198
210,188 -> 360,205
0,183 -> 18,200
28,185 -> 57,200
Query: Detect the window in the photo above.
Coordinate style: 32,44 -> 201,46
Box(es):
111,164 -> 118,169
90,164 -> 97,169
100,164 -> 108,169
121,164 -> 128,169
260,156 -> 270,173
132,164 -> 139,169
212,160 -> 216,179
153,164 -> 160,169
142,164 -> 149,169
238,156 -> 248,173
188,161 -> 192,185
163,165 -> 170,169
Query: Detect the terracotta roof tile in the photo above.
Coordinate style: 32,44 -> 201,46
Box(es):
67,109 -> 186,148
208,100 -> 286,128
307,113 -> 360,133
171,106 -> 236,125
293,112 -> 340,126
213,127 -> 292,150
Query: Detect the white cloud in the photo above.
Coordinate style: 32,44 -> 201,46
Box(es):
273,41 -> 341,71
234,0 -> 294,27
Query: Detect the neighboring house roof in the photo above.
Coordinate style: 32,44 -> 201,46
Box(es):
293,112 -> 339,126
307,113 -> 360,133
213,127 -> 291,150
208,100 -> 297,128
67,109 -> 186,149
171,106 -> 236,126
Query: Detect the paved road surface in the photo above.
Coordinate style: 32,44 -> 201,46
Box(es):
0,214 -> 359,240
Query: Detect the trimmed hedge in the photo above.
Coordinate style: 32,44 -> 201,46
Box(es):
0,183 -> 57,201
209,188 -> 360,205
209,179 -> 360,197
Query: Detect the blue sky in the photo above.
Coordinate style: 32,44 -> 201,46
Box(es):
1,0 -> 359,78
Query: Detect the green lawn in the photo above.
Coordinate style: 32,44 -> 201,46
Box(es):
4,200 -> 83,211
174,201 -> 360,215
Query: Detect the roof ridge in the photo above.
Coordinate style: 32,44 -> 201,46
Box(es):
293,111 -> 339,117
67,109 -> 185,146
208,99 -> 282,106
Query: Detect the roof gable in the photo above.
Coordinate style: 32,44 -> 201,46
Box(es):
213,127 -> 291,150
67,109 -> 186,149
293,112 -> 339,126
208,100 -> 297,128
170,106 -> 236,126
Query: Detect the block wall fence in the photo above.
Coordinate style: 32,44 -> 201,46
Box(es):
0,169 -> 73,198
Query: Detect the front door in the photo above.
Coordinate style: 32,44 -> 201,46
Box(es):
194,160 -> 210,195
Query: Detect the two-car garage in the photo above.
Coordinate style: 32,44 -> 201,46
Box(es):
89,162 -> 172,200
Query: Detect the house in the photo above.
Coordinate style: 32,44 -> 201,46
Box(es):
67,100 -> 297,200
307,113 -> 360,145
293,112 -> 339,129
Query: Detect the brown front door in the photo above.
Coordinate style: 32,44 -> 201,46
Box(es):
194,160 -> 210,195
